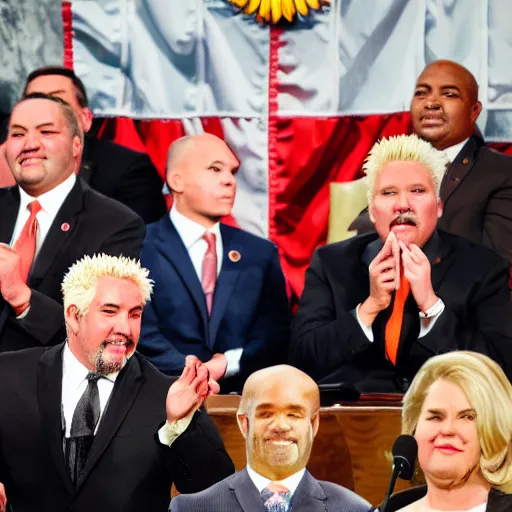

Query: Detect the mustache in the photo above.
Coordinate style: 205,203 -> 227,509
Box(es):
390,212 -> 417,227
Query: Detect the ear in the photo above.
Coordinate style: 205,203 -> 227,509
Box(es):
80,107 -> 94,133
65,304 -> 80,335
167,169 -> 184,194
471,101 -> 482,123
311,411 -> 320,438
72,135 -> 82,160
237,412 -> 249,439
368,201 -> 376,224
437,198 -> 443,219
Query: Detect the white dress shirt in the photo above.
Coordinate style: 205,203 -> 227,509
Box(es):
61,343 -> 117,437
442,138 -> 469,164
10,173 -> 76,257
170,205 -> 243,377
247,464 -> 305,499
62,344 -> 186,446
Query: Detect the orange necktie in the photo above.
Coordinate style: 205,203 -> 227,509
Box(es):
384,273 -> 410,365
201,232 -> 217,316
13,200 -> 42,283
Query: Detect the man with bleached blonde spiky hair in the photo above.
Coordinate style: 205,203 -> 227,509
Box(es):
0,253 -> 234,512
291,134 -> 512,393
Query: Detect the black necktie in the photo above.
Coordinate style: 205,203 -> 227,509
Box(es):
65,372 -> 102,484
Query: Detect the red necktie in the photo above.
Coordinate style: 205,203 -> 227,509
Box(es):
13,200 -> 42,283
384,273 -> 410,365
201,232 -> 217,316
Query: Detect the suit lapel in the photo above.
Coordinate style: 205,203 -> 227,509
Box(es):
209,224 -> 241,347
230,469 -> 265,511
75,355 -> 146,489
29,178 -> 84,286
290,471 -> 327,512
37,343 -> 75,495
0,186 -> 20,244
155,217 -> 209,329
440,135 -> 482,207
79,137 -> 95,184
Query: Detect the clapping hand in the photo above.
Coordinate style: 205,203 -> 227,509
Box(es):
165,356 -> 220,423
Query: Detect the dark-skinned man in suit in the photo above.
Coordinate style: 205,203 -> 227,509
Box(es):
0,93 -> 145,351
291,134 -> 512,392
350,60 -> 512,269
0,254 -> 233,512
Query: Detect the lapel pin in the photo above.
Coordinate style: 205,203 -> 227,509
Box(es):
228,250 -> 241,263
433,257 -> 441,265
462,157 -> 469,165
61,223 -> 71,232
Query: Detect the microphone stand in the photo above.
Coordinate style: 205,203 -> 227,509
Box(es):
380,458 -> 405,512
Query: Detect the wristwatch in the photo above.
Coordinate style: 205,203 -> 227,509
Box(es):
419,297 -> 445,319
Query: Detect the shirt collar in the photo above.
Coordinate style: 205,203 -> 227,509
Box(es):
62,342 -> 119,389
170,203 -> 221,249
442,138 -> 469,164
18,173 -> 76,218
246,465 -> 306,496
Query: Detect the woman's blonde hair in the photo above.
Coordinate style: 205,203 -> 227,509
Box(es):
363,134 -> 448,203
402,351 -> 512,493
62,254 -> 153,316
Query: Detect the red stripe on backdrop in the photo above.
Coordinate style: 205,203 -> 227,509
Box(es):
62,1 -> 74,69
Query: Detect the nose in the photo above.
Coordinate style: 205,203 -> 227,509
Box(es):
222,171 -> 236,187
439,418 -> 456,436
22,130 -> 41,151
424,92 -> 441,110
270,414 -> 292,433
113,313 -> 131,338
393,191 -> 411,212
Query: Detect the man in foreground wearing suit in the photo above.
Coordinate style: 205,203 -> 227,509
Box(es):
0,254 -> 234,512
139,134 -> 290,392
291,134 -> 512,392
171,365 -> 371,512
23,65 -> 167,223
350,60 -> 512,267
0,94 -> 144,351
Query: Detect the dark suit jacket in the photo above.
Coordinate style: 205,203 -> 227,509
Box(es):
290,230 -> 512,392
0,178 -> 145,351
170,468 -> 371,512
81,136 -> 167,224
349,134 -> 512,265
138,215 -> 291,392
0,344 -> 234,512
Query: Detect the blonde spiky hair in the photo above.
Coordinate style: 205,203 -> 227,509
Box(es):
62,254 -> 153,316
363,134 -> 448,202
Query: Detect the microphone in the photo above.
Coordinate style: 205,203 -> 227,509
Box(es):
380,434 -> 418,512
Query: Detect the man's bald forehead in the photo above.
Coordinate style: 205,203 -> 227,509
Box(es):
240,365 -> 320,413
418,60 -> 479,102
166,134 -> 232,171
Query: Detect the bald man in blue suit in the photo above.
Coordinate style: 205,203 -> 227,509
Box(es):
138,135 -> 290,392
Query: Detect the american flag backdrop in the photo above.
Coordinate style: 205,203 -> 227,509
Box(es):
2,0 -> 512,303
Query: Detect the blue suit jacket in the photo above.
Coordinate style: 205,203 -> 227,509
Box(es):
170,468 -> 372,512
138,215 -> 290,390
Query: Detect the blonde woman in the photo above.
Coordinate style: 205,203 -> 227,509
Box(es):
395,351 -> 512,511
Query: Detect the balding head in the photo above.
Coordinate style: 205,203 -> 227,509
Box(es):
237,365 -> 320,480
165,134 -> 239,228
410,60 -> 482,150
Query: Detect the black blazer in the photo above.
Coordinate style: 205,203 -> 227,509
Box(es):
171,468 -> 372,512
290,231 -> 512,392
0,344 -> 234,512
0,178 -> 145,351
349,134 -> 512,265
81,136 -> 167,224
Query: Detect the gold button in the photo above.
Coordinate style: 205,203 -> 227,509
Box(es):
462,157 -> 469,165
